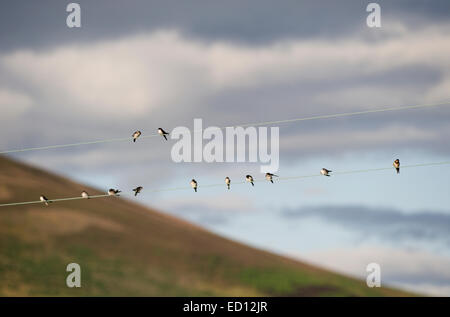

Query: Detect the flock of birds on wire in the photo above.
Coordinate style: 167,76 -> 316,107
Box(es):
37,128 -> 402,206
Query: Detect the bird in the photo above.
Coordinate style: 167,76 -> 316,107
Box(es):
108,188 -> 121,196
225,177 -> 231,190
158,128 -> 169,141
132,131 -> 141,142
265,173 -> 278,183
320,168 -> 332,177
190,179 -> 198,192
133,186 -> 143,196
393,159 -> 400,174
81,191 -> 89,199
246,175 -> 254,186
40,195 -> 51,206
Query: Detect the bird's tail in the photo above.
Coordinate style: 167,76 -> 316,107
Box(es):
251,182 -> 254,186
134,192 -> 138,196
270,180 -> 273,183
397,168 -> 400,174
133,139 -> 136,142
194,188 -> 197,192
326,174 -> 331,177
163,135 -> 168,141
227,184 -> 230,190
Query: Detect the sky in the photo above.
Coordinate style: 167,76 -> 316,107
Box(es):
1,0 -> 450,296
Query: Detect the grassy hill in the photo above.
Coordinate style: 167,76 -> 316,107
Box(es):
0,155 -> 411,296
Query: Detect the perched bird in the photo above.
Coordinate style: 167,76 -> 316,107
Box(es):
158,128 -> 169,141
320,168 -> 332,177
246,175 -> 254,186
132,131 -> 142,142
81,191 -> 89,199
393,159 -> 400,174
225,177 -> 231,190
190,179 -> 198,192
108,188 -> 121,196
265,173 -> 278,183
40,195 -> 50,206
133,186 -> 143,196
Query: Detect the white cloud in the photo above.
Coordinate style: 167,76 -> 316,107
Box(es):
161,193 -> 256,214
0,88 -> 33,118
280,124 -> 436,153
311,85 -> 419,111
154,193 -> 257,226
426,77 -> 450,102
297,246 -> 450,296
394,283 -> 450,297
2,24 -> 450,120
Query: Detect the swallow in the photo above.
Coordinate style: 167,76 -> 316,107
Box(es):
81,191 -> 89,199
265,173 -> 278,183
393,159 -> 400,174
132,131 -> 142,142
225,177 -> 231,190
320,168 -> 332,177
158,128 -> 169,141
190,179 -> 198,192
133,186 -> 143,196
108,188 -> 121,196
40,195 -> 51,206
246,175 -> 254,186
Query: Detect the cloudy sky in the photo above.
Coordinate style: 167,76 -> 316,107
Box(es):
1,0 -> 450,296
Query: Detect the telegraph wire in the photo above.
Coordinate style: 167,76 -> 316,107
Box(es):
1,100 -> 449,155
1,160 -> 449,207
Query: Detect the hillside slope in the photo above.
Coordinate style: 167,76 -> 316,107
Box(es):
0,155 -> 411,296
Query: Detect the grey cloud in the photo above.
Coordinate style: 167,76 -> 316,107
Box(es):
1,0 -> 449,52
282,205 -> 450,245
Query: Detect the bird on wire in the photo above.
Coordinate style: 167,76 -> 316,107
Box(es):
132,131 -> 142,143
40,195 -> 51,206
393,159 -> 400,174
191,179 -> 198,192
108,188 -> 121,196
320,168 -> 332,177
133,186 -> 143,196
158,128 -> 169,141
246,175 -> 255,186
265,173 -> 278,183
225,177 -> 231,190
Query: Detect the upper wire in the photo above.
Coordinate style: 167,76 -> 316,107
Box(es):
1,100 -> 449,155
